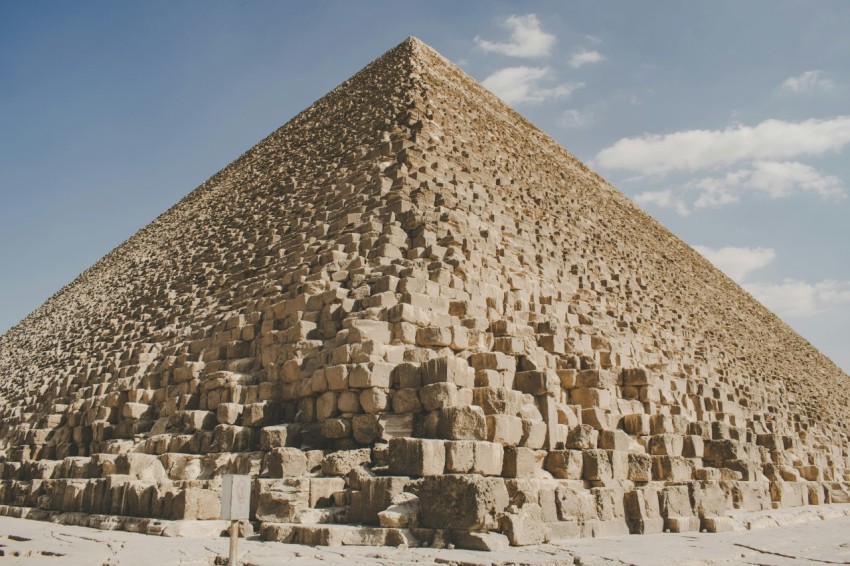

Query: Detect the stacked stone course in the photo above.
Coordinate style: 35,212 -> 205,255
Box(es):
0,37 -> 848,549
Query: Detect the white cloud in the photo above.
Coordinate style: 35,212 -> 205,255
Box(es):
568,49 -> 606,68
482,66 -> 581,105
635,161 -> 845,216
596,116 -> 850,175
475,14 -> 556,58
560,108 -> 594,129
744,279 -> 850,317
781,70 -> 834,93
635,189 -> 691,216
692,245 -> 776,282
745,160 -> 845,199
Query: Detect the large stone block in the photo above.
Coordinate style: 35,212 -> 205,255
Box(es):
418,475 -> 508,530
265,447 -> 307,478
486,414 -> 523,446
388,438 -> 445,476
437,406 -> 487,440
545,450 -> 584,480
422,357 -> 474,388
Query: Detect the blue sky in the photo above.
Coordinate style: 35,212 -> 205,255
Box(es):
1,1 -> 849,371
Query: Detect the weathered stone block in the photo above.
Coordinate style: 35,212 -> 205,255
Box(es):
388,438 -> 445,476
437,406 -> 487,440
422,357 -> 474,388
583,450 -> 613,482
418,475 -> 508,530
486,414 -> 523,446
265,447 -> 307,478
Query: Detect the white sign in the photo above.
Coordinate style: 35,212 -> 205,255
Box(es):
220,474 -> 251,520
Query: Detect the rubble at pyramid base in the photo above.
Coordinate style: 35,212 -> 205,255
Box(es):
0,38 -> 848,550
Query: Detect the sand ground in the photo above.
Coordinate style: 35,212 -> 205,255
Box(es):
1,507 -> 849,566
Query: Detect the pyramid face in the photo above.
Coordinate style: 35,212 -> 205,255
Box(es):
0,38 -> 848,546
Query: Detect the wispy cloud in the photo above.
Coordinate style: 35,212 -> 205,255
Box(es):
635,189 -> 690,216
482,66 -> 582,105
568,49 -> 606,68
475,14 -> 556,58
745,279 -> 850,317
781,70 -> 834,93
596,116 -> 850,175
693,245 -> 776,282
560,108 -> 594,129
636,161 -> 845,216
692,245 -> 850,318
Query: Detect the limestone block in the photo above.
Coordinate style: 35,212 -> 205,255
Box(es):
472,441 -> 505,476
265,447 -> 307,477
514,370 -> 558,396
545,450 -> 584,480
378,492 -> 420,528
649,434 -> 684,456
359,388 -> 389,413
453,531 -> 510,551
577,369 -> 616,389
321,448 -> 370,476
259,424 -> 301,450
122,402 -> 151,420
352,476 -> 409,525
337,391 -> 360,413
659,485 -> 695,528
705,439 -> 746,463
422,357 -> 474,388
242,401 -> 276,427
347,319 -> 391,344
624,489 -> 664,534
583,450 -> 613,482
310,477 -> 346,507
620,368 -> 652,386
486,414 -> 523,446
419,383 -> 460,411
581,408 -> 610,430
683,435 -> 705,458
628,453 -> 653,483
349,362 -> 394,389
473,387 -> 523,416
395,363 -> 422,388
316,391 -> 339,421
599,429 -> 630,451
503,447 -> 545,478
622,413 -> 650,435
520,419 -> 547,449
446,440 -> 475,473
172,487 -> 220,520
437,406 -> 487,440
325,365 -> 349,390
555,486 -> 599,523
417,326 -> 452,347
388,438 -> 445,476
652,456 -> 694,481
565,424 -> 598,449
256,478 -> 309,522
499,503 -> 550,546
392,388 -> 422,413
418,475 -> 509,530
693,481 -> 732,518
117,454 -> 169,485
321,418 -> 351,439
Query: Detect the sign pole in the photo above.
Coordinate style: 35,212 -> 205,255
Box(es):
229,519 -> 239,565
221,475 -> 250,566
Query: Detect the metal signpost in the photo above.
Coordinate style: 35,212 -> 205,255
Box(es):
220,474 -> 251,566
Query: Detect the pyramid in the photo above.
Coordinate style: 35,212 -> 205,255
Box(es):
1,37 -> 848,547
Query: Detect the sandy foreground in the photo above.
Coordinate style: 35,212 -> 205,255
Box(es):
1,506 -> 849,566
